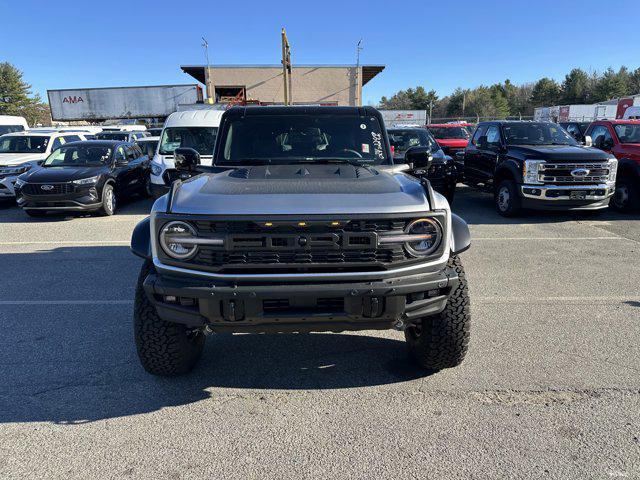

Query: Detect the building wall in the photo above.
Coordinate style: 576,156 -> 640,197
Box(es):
207,66 -> 360,106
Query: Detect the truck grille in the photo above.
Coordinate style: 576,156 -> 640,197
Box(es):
22,183 -> 75,195
162,217 -> 424,273
539,162 -> 610,184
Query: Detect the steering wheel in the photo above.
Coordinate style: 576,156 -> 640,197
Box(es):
341,148 -> 363,158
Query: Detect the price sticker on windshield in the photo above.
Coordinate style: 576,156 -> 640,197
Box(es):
362,144 -> 370,153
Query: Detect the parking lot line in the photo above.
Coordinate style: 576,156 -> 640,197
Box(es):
0,241 -> 131,245
472,237 -> 625,241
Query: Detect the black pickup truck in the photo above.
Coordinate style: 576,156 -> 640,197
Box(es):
461,121 -> 618,216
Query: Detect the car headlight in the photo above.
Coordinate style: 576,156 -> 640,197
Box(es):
72,176 -> 100,185
522,160 -> 545,185
403,218 -> 443,257
150,162 -> 162,176
159,221 -> 198,259
0,164 -> 32,176
607,158 -> 618,184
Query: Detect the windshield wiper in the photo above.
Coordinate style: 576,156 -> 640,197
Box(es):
298,158 -> 366,167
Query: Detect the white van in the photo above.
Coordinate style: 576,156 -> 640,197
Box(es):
149,109 -> 223,198
622,106 -> 640,120
0,115 -> 29,136
0,131 -> 86,199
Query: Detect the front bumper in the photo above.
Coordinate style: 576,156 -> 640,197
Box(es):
143,267 -> 458,333
519,184 -> 614,211
16,187 -> 102,211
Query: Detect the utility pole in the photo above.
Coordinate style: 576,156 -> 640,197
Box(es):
429,100 -> 433,124
202,37 -> 214,103
355,38 -> 363,106
281,28 -> 292,105
462,91 -> 466,118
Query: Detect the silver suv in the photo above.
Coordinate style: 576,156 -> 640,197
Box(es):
130,106 -> 471,376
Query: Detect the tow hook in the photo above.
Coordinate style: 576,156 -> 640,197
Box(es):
393,318 -> 406,331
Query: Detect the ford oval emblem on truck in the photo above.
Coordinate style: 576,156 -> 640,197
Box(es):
571,168 -> 590,178
41,185 -> 54,190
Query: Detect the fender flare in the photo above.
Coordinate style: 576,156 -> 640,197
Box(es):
450,213 -> 471,255
495,160 -> 522,184
131,217 -> 151,260
617,158 -> 640,180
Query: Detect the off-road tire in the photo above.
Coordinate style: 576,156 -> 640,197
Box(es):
611,177 -> 639,213
134,261 -> 205,376
405,255 -> 471,371
24,209 -> 47,217
99,183 -> 116,216
495,179 -> 522,217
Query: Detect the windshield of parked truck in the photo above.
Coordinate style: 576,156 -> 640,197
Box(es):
95,132 -> 129,141
502,123 -> 577,146
159,127 -> 217,156
43,145 -> 112,167
614,124 -> 640,144
0,135 -> 49,153
428,126 -> 470,140
0,125 -> 25,136
219,114 -> 388,165
388,129 -> 438,157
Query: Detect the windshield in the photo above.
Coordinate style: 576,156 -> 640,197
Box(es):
503,123 -> 577,146
219,114 -> 388,166
0,125 -> 25,136
43,145 -> 112,167
428,126 -> 470,140
159,127 -> 217,156
96,132 -> 129,141
614,124 -> 640,144
388,129 -> 438,156
0,135 -> 48,153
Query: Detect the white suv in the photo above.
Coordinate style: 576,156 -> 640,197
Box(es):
0,131 -> 87,199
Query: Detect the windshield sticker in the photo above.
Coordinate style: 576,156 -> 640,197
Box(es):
371,132 -> 384,159
362,143 -> 370,153
360,123 -> 367,130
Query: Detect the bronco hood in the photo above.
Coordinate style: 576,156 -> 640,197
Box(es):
168,164 -> 432,215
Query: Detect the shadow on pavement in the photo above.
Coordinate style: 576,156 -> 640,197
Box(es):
0,196 -> 154,223
451,185 -> 640,225
0,246 -> 429,425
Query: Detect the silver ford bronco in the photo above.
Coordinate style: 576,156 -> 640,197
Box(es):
130,106 -> 471,376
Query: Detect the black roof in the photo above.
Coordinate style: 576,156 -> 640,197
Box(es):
225,105 -> 381,117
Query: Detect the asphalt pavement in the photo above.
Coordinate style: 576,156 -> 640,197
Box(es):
0,187 -> 638,479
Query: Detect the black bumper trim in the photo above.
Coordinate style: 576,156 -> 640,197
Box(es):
143,268 -> 457,332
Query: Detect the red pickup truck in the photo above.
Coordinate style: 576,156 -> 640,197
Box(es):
585,120 -> 640,212
425,123 -> 474,158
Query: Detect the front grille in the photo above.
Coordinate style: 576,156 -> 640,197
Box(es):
22,183 -> 75,195
539,163 -> 610,184
160,216 -> 436,274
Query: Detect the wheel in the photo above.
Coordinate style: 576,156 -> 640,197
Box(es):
24,209 -> 47,217
134,261 -> 205,376
494,179 -> 521,217
611,177 -> 639,213
405,255 -> 471,371
99,183 -> 116,216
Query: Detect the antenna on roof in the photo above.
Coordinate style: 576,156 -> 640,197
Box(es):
355,38 -> 363,106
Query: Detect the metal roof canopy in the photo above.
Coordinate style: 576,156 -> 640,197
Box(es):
180,65 -> 385,86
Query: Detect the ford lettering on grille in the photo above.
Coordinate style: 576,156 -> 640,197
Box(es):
41,185 -> 54,191
226,232 -> 377,251
570,168 -> 590,178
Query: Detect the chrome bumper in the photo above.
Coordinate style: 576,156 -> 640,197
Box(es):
520,184 -> 614,201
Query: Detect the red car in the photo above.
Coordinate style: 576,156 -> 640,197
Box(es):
585,120 -> 640,212
425,123 -> 475,158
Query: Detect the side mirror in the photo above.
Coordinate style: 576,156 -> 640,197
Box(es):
174,147 -> 201,172
584,135 -> 592,147
477,136 -> 488,149
405,146 -> 433,169
603,138 -> 614,150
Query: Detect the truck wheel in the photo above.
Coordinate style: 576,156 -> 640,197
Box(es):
405,255 -> 471,371
134,261 -> 205,376
611,178 -> 639,213
99,184 -> 116,216
24,209 -> 47,217
495,179 -> 521,217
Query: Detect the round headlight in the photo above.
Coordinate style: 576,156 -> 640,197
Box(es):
404,218 -> 442,257
150,162 -> 162,176
159,221 -> 198,259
